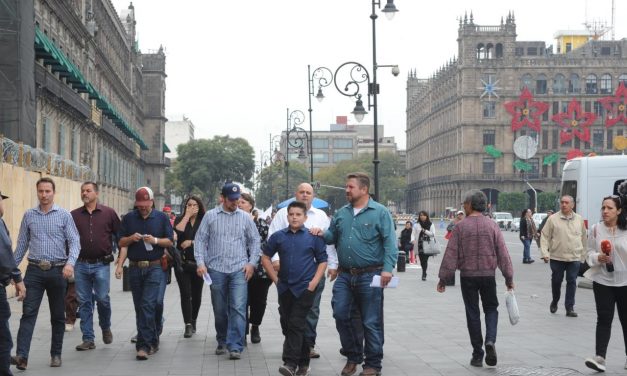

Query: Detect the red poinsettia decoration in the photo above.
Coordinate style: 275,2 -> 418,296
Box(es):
552,99 -> 596,144
598,82 -> 627,128
566,149 -> 584,160
504,88 -> 549,132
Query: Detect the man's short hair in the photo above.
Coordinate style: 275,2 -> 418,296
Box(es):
561,195 -> 574,203
462,189 -> 487,213
347,172 -> 370,191
287,201 -> 307,214
36,177 -> 56,192
81,181 -> 99,192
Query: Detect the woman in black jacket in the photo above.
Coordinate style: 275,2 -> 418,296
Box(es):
519,208 -> 537,264
173,196 -> 206,338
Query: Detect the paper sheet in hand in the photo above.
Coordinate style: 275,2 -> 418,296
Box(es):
143,241 -> 153,251
202,273 -> 212,286
370,275 -> 399,288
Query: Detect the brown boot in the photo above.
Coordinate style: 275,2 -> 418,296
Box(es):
359,367 -> 381,376
341,362 -> 358,376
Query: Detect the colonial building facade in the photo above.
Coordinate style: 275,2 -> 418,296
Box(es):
406,13 -> 627,215
0,0 -> 168,213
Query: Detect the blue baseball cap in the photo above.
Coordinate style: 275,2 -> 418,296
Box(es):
221,183 -> 241,200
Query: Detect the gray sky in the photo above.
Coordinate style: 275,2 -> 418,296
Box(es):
113,0 -> 624,160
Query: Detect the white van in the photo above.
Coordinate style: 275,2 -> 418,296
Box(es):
561,155 -> 627,228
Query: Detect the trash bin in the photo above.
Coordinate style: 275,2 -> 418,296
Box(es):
122,265 -> 131,292
397,251 -> 406,272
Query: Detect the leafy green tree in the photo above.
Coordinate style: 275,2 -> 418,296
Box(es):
497,192 -> 526,214
255,161 -> 309,209
175,136 -> 255,203
537,191 -> 558,212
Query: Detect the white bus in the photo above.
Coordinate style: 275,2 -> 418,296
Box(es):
561,155 -> 627,228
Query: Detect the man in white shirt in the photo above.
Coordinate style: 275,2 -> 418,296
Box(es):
269,183 -> 338,359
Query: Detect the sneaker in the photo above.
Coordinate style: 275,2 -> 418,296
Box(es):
136,349 -> 148,361
130,334 -> 137,343
229,350 -> 241,360
65,323 -> 74,332
585,355 -> 606,372
550,301 -> 557,314
309,347 -> 320,359
75,341 -> 96,351
485,342 -> 497,366
279,364 -> 296,376
296,365 -> 311,376
566,310 -> 578,317
102,329 -> 113,344
470,355 -> 483,367
215,345 -> 226,355
250,325 -> 261,343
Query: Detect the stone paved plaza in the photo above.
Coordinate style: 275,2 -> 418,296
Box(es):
6,231 -> 627,375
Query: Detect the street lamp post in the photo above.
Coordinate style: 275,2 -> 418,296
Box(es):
307,65 -> 333,183
328,0 -> 399,202
284,108 -> 307,199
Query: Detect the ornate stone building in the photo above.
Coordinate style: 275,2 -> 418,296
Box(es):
0,0 -> 168,213
406,13 -> 627,215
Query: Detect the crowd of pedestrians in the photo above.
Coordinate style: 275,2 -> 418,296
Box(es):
1,175 -> 627,376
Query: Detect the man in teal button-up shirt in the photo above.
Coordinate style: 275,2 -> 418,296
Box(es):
320,172 -> 396,376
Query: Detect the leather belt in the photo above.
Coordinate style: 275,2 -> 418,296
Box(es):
338,265 -> 383,275
129,260 -> 161,268
78,255 -> 114,264
28,259 -> 66,271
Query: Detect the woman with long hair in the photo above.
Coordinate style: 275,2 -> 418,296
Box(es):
519,208 -> 537,264
584,192 -> 627,372
238,192 -> 272,344
413,211 -> 436,281
173,196 -> 206,338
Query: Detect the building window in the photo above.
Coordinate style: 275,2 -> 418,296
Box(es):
600,74 -> 612,94
521,74 -> 533,91
568,74 -> 580,93
552,101 -> 559,115
566,43 -> 572,52
482,158 -> 495,174
42,117 -> 51,152
529,158 -> 539,178
542,164 -> 548,178
553,74 -> 566,94
515,47 -> 524,56
586,74 -> 598,94
574,138 -> 580,149
594,101 -> 604,116
483,129 -> 495,145
312,138 -> 329,149
333,138 -> 353,148
584,100 -> 592,112
619,74 -> 627,86
593,129 -> 604,148
552,129 -> 559,149
536,74 -> 547,94
495,43 -> 503,58
527,47 -> 538,56
542,130 -> 549,149
552,160 -> 558,177
607,129 -> 613,149
312,153 -> 329,163
601,46 -> 611,56
482,102 -> 496,118
333,153 -> 353,162
58,123 -> 65,157
71,128 -> 79,162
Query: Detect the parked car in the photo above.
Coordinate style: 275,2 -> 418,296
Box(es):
510,217 -> 520,232
492,212 -> 513,230
532,213 -> 547,229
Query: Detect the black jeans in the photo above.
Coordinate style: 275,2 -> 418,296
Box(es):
279,290 -> 315,368
0,286 -> 13,376
460,276 -> 499,358
174,267 -> 204,325
16,265 -> 67,358
418,252 -> 430,277
247,277 -> 272,326
592,282 -> 627,358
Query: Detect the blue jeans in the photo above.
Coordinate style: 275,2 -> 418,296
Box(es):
332,270 -> 384,370
304,275 -> 325,348
460,276 -> 499,358
155,268 -> 167,336
208,269 -> 248,352
550,259 -> 580,311
521,238 -> 532,261
0,285 -> 13,376
128,265 -> 164,352
74,261 -> 112,342
16,265 -> 67,358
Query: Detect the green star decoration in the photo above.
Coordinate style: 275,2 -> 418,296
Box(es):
542,153 -> 560,165
484,145 -> 503,158
513,160 -> 532,171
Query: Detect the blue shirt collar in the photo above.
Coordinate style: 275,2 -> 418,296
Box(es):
281,225 -> 307,234
35,204 -> 61,214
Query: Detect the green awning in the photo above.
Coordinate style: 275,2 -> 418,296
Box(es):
163,143 -> 171,153
34,27 -> 149,151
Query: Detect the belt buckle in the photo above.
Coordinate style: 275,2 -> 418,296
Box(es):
39,260 -> 52,271
349,267 -> 360,275
138,261 -> 150,268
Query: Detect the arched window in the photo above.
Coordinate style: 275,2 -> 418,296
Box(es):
600,74 -> 613,94
521,74 -> 533,91
495,43 -> 503,58
486,43 -> 494,59
585,74 -> 598,94
568,74 -> 580,93
618,74 -> 627,86
553,74 -> 566,94
477,43 -> 485,59
536,74 -> 548,94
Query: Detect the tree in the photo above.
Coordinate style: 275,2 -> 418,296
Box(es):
537,191 -> 558,212
255,161 -> 309,209
497,192 -> 526,214
174,136 -> 255,203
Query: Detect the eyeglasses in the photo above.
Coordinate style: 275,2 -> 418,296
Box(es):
603,194 -> 623,207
